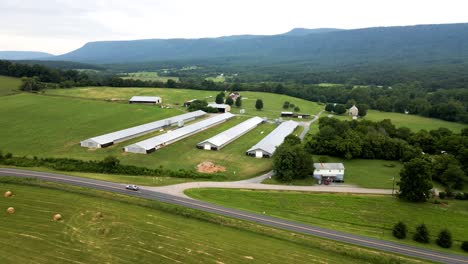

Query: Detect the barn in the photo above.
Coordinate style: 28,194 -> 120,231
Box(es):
197,116 -> 264,150
246,120 -> 298,158
207,103 -> 231,113
313,163 -> 345,184
129,96 -> 162,104
124,112 -> 234,154
80,110 -> 206,148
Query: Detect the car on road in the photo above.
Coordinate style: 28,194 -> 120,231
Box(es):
125,184 -> 139,191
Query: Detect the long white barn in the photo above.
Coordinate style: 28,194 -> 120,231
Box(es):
197,116 -> 264,150
80,110 -> 206,148
246,120 -> 298,158
124,112 -> 235,154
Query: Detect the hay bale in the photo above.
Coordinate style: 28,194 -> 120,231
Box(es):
53,214 -> 62,221
95,212 -> 103,218
4,191 -> 12,198
7,207 -> 15,214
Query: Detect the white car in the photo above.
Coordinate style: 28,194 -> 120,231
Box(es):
125,185 -> 139,191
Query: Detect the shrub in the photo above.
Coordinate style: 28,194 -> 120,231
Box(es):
461,241 -> 468,252
454,192 -> 465,200
413,224 -> 430,243
436,229 -> 452,248
438,192 -> 446,199
392,221 -> 407,239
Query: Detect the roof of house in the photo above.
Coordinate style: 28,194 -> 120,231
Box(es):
208,103 -> 230,109
247,120 -> 298,155
281,111 -> 293,115
129,96 -> 161,102
313,163 -> 345,170
198,116 -> 263,147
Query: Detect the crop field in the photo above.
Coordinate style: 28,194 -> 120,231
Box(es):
0,76 -> 21,96
45,87 -> 324,119
186,189 -> 468,255
121,71 -> 180,82
0,93 -> 274,180
0,178 -> 423,264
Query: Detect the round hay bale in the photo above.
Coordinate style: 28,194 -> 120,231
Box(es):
53,214 -> 62,221
4,191 -> 12,198
7,207 -> 15,214
95,212 -> 103,218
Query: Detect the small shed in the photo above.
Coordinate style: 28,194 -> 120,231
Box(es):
313,163 -> 345,184
129,96 -> 162,104
207,103 -> 231,113
281,112 -> 293,117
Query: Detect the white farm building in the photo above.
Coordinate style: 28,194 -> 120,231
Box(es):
129,96 -> 162,104
80,110 -> 206,148
313,163 -> 345,183
207,103 -> 231,113
197,116 -> 264,150
124,112 -> 234,154
246,120 -> 298,158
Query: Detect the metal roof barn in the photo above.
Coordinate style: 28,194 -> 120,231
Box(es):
129,96 -> 162,104
197,116 -> 264,150
124,112 -> 235,154
80,110 -> 206,148
246,120 -> 298,158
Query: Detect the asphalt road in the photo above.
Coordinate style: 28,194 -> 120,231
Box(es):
1,168 -> 467,264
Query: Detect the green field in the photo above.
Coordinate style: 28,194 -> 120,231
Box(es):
0,93 -> 274,180
0,178 -> 422,263
186,189 -> 468,255
0,76 -> 21,96
205,75 -> 226,82
121,71 -> 180,82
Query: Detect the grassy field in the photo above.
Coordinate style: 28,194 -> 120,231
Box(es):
0,177 -> 423,264
121,71 -> 180,82
45,87 -> 324,119
205,75 -> 226,82
186,189 -> 468,255
328,110 -> 467,132
0,93 -> 274,180
0,76 -> 21,96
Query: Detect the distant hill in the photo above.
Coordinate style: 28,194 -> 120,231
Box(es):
51,24 -> 468,69
13,60 -> 105,70
0,51 -> 54,60
281,28 -> 343,36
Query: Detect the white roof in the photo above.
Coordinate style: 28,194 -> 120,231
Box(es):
198,116 -> 263,147
82,110 -> 206,145
129,96 -> 161,102
125,112 -> 234,151
208,103 -> 230,109
314,163 -> 345,170
247,120 -> 298,155
281,112 -> 293,115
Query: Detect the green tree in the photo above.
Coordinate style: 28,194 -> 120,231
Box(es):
392,221 -> 408,239
325,103 -> 334,112
283,101 -> 290,109
294,106 -> 300,112
166,79 -> 177,88
225,96 -> 234,106
398,157 -> 433,202
20,77 -> 43,91
273,143 -> 314,182
235,96 -> 242,107
413,224 -> 430,243
462,241 -> 468,252
284,134 -> 301,146
436,229 -> 452,248
255,99 -> 263,110
356,104 -> 369,117
334,104 -> 346,114
215,92 -> 225,104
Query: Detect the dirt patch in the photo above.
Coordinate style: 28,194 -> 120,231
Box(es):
197,161 -> 226,173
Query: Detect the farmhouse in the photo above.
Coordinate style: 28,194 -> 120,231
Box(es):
229,92 -> 240,100
349,105 -> 359,120
246,120 -> 298,158
80,110 -> 206,148
313,163 -> 345,184
208,103 -> 231,113
197,116 -> 264,150
124,112 -> 234,154
129,96 -> 162,104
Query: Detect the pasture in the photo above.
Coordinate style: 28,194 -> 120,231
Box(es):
121,71 -> 179,82
0,75 -> 21,96
0,177 -> 422,264
186,188 -> 468,255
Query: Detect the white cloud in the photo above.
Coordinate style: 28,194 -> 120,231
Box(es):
0,0 -> 467,54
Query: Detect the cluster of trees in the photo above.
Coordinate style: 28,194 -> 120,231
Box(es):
187,100 -> 219,113
0,152 -> 220,180
325,101 -> 368,117
214,91 -> 242,107
272,135 -> 314,182
282,101 -> 300,112
392,221 -> 462,250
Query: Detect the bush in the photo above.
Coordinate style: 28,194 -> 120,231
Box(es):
454,192 -> 465,200
461,241 -> 468,252
413,224 -> 430,243
438,191 -> 446,199
392,221 -> 407,239
436,229 -> 452,248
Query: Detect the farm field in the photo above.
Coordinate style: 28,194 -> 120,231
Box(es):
0,75 -> 21,96
0,177 -> 423,264
186,188 -> 468,255
121,71 -> 180,82
45,87 -> 324,119
0,93 -> 273,180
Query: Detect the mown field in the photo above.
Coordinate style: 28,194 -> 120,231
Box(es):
0,75 -> 21,96
0,178 -> 423,264
186,189 -> 468,255
121,71 -> 180,82
0,93 -> 274,180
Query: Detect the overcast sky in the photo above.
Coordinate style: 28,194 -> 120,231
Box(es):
1,0 -> 467,55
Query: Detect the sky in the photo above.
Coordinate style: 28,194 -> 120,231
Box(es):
1,0 -> 467,55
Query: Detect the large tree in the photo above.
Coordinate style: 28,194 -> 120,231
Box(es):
273,140 -> 314,182
215,92 -> 225,104
235,96 -> 242,107
255,99 -> 263,110
398,157 -> 433,202
225,96 -> 234,106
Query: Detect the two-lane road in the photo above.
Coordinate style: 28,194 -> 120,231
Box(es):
1,168 -> 467,264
